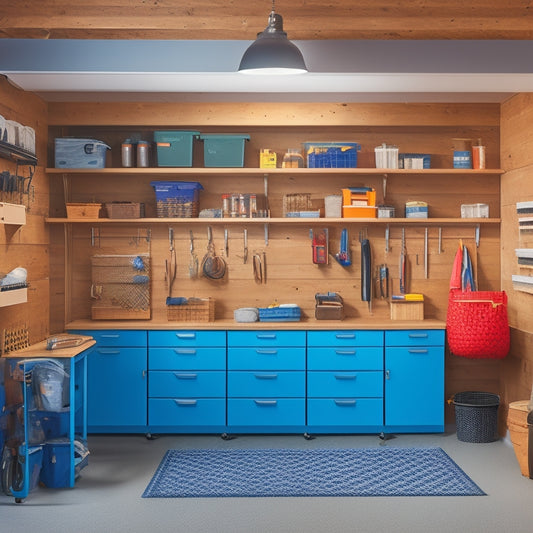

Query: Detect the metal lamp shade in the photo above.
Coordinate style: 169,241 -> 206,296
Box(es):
238,13 -> 307,75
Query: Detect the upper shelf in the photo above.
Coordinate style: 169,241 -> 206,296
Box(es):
0,141 -> 37,166
45,167 -> 504,176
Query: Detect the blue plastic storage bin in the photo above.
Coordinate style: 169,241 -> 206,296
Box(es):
154,130 -> 200,167
55,138 -> 110,169
151,180 -> 203,218
199,134 -> 250,167
258,306 -> 301,322
302,142 -> 360,168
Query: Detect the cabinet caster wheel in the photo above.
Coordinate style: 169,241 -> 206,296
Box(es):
303,433 -> 314,440
221,433 -> 234,441
379,432 -> 386,440
146,433 -> 159,440
15,498 -> 24,504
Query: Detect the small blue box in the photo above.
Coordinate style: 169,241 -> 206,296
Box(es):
151,181 -> 203,218
302,142 -> 360,168
154,130 -> 200,167
258,306 -> 301,322
40,439 -> 71,488
199,134 -> 250,167
453,150 -> 472,169
55,138 -> 110,168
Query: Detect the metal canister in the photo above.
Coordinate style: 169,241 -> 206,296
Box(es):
121,140 -> 133,167
137,140 -> 150,167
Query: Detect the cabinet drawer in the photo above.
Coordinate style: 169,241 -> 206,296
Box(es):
148,330 -> 226,347
149,347 -> 226,370
307,330 -> 383,347
307,398 -> 383,426
228,330 -> 305,347
307,347 -> 383,371
385,329 -> 444,347
307,371 -> 383,398
228,347 -> 305,370
149,370 -> 226,398
228,371 -> 305,398
227,398 -> 305,426
148,398 -> 225,426
70,329 -> 147,347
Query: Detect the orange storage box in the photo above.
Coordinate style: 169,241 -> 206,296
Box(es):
342,187 -> 377,218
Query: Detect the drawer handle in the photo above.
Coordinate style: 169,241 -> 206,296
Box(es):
176,333 -> 196,339
254,373 -> 278,380
256,349 -> 278,355
174,373 -> 197,380
408,349 -> 429,354
335,333 -> 356,339
254,400 -> 277,406
408,333 -> 428,338
256,333 -> 276,339
101,334 -> 120,339
334,374 -> 357,380
98,349 -> 121,355
174,399 -> 197,406
334,399 -> 357,406
335,350 -> 356,355
173,348 -> 197,355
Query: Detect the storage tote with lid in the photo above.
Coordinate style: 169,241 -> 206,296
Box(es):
198,134 -> 250,167
55,138 -> 110,168
154,130 -> 200,167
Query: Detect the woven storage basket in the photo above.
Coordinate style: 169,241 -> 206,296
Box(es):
453,391 -> 500,443
66,203 -> 101,218
167,297 -> 215,322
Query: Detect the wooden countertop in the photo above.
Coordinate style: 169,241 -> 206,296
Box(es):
2,335 -> 96,359
66,319 -> 445,331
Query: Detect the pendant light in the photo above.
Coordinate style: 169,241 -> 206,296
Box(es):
238,1 -> 307,75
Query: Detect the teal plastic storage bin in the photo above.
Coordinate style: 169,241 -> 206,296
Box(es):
199,134 -> 250,167
154,130 -> 200,167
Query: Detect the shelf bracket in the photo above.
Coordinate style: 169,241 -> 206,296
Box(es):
475,224 -> 480,247
382,174 -> 388,200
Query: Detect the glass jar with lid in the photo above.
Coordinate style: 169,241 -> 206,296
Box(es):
282,149 -> 304,168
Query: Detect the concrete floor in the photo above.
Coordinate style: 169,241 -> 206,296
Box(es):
1,430 -> 533,533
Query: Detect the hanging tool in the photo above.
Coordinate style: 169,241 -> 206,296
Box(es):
243,229 -> 248,264
311,228 -> 329,264
188,230 -> 198,278
202,226 -> 227,280
224,228 -> 229,257
360,229 -> 372,313
334,228 -> 351,266
252,251 -> 267,284
378,264 -> 389,299
424,227 -> 428,279
165,227 -> 177,297
385,224 -> 390,254
399,227 -> 406,294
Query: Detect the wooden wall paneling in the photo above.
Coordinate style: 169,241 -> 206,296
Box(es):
3,1 -> 533,40
0,77 -> 50,346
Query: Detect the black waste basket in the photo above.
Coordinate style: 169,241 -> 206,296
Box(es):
453,391 -> 500,443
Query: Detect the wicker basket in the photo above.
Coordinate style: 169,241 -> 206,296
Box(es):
105,202 -> 144,219
453,391 -> 500,443
167,297 -> 215,322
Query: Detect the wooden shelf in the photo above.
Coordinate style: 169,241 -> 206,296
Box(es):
45,216 -> 501,225
46,167 -> 504,176
0,202 -> 26,225
0,140 -> 37,166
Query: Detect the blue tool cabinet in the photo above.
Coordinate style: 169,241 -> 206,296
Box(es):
68,327 -> 445,437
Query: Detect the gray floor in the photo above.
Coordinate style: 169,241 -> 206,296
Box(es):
2,429 -> 533,533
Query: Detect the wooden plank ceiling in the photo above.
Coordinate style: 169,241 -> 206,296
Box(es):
2,0 -> 533,40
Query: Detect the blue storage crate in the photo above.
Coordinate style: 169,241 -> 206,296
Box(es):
302,142 -> 360,168
258,306 -> 301,322
55,138 -> 110,169
199,134 -> 250,167
154,130 -> 200,167
151,181 -> 203,218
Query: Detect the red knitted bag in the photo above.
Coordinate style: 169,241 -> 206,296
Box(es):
446,289 -> 510,359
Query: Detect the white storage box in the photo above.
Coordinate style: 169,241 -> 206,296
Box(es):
0,114 -> 5,142
55,138 -> 110,169
5,120 -> 22,146
461,203 -> 489,218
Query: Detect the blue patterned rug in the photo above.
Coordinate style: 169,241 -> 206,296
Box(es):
142,447 -> 485,498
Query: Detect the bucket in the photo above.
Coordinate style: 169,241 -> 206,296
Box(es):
508,400 -> 530,477
453,391 -> 500,443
